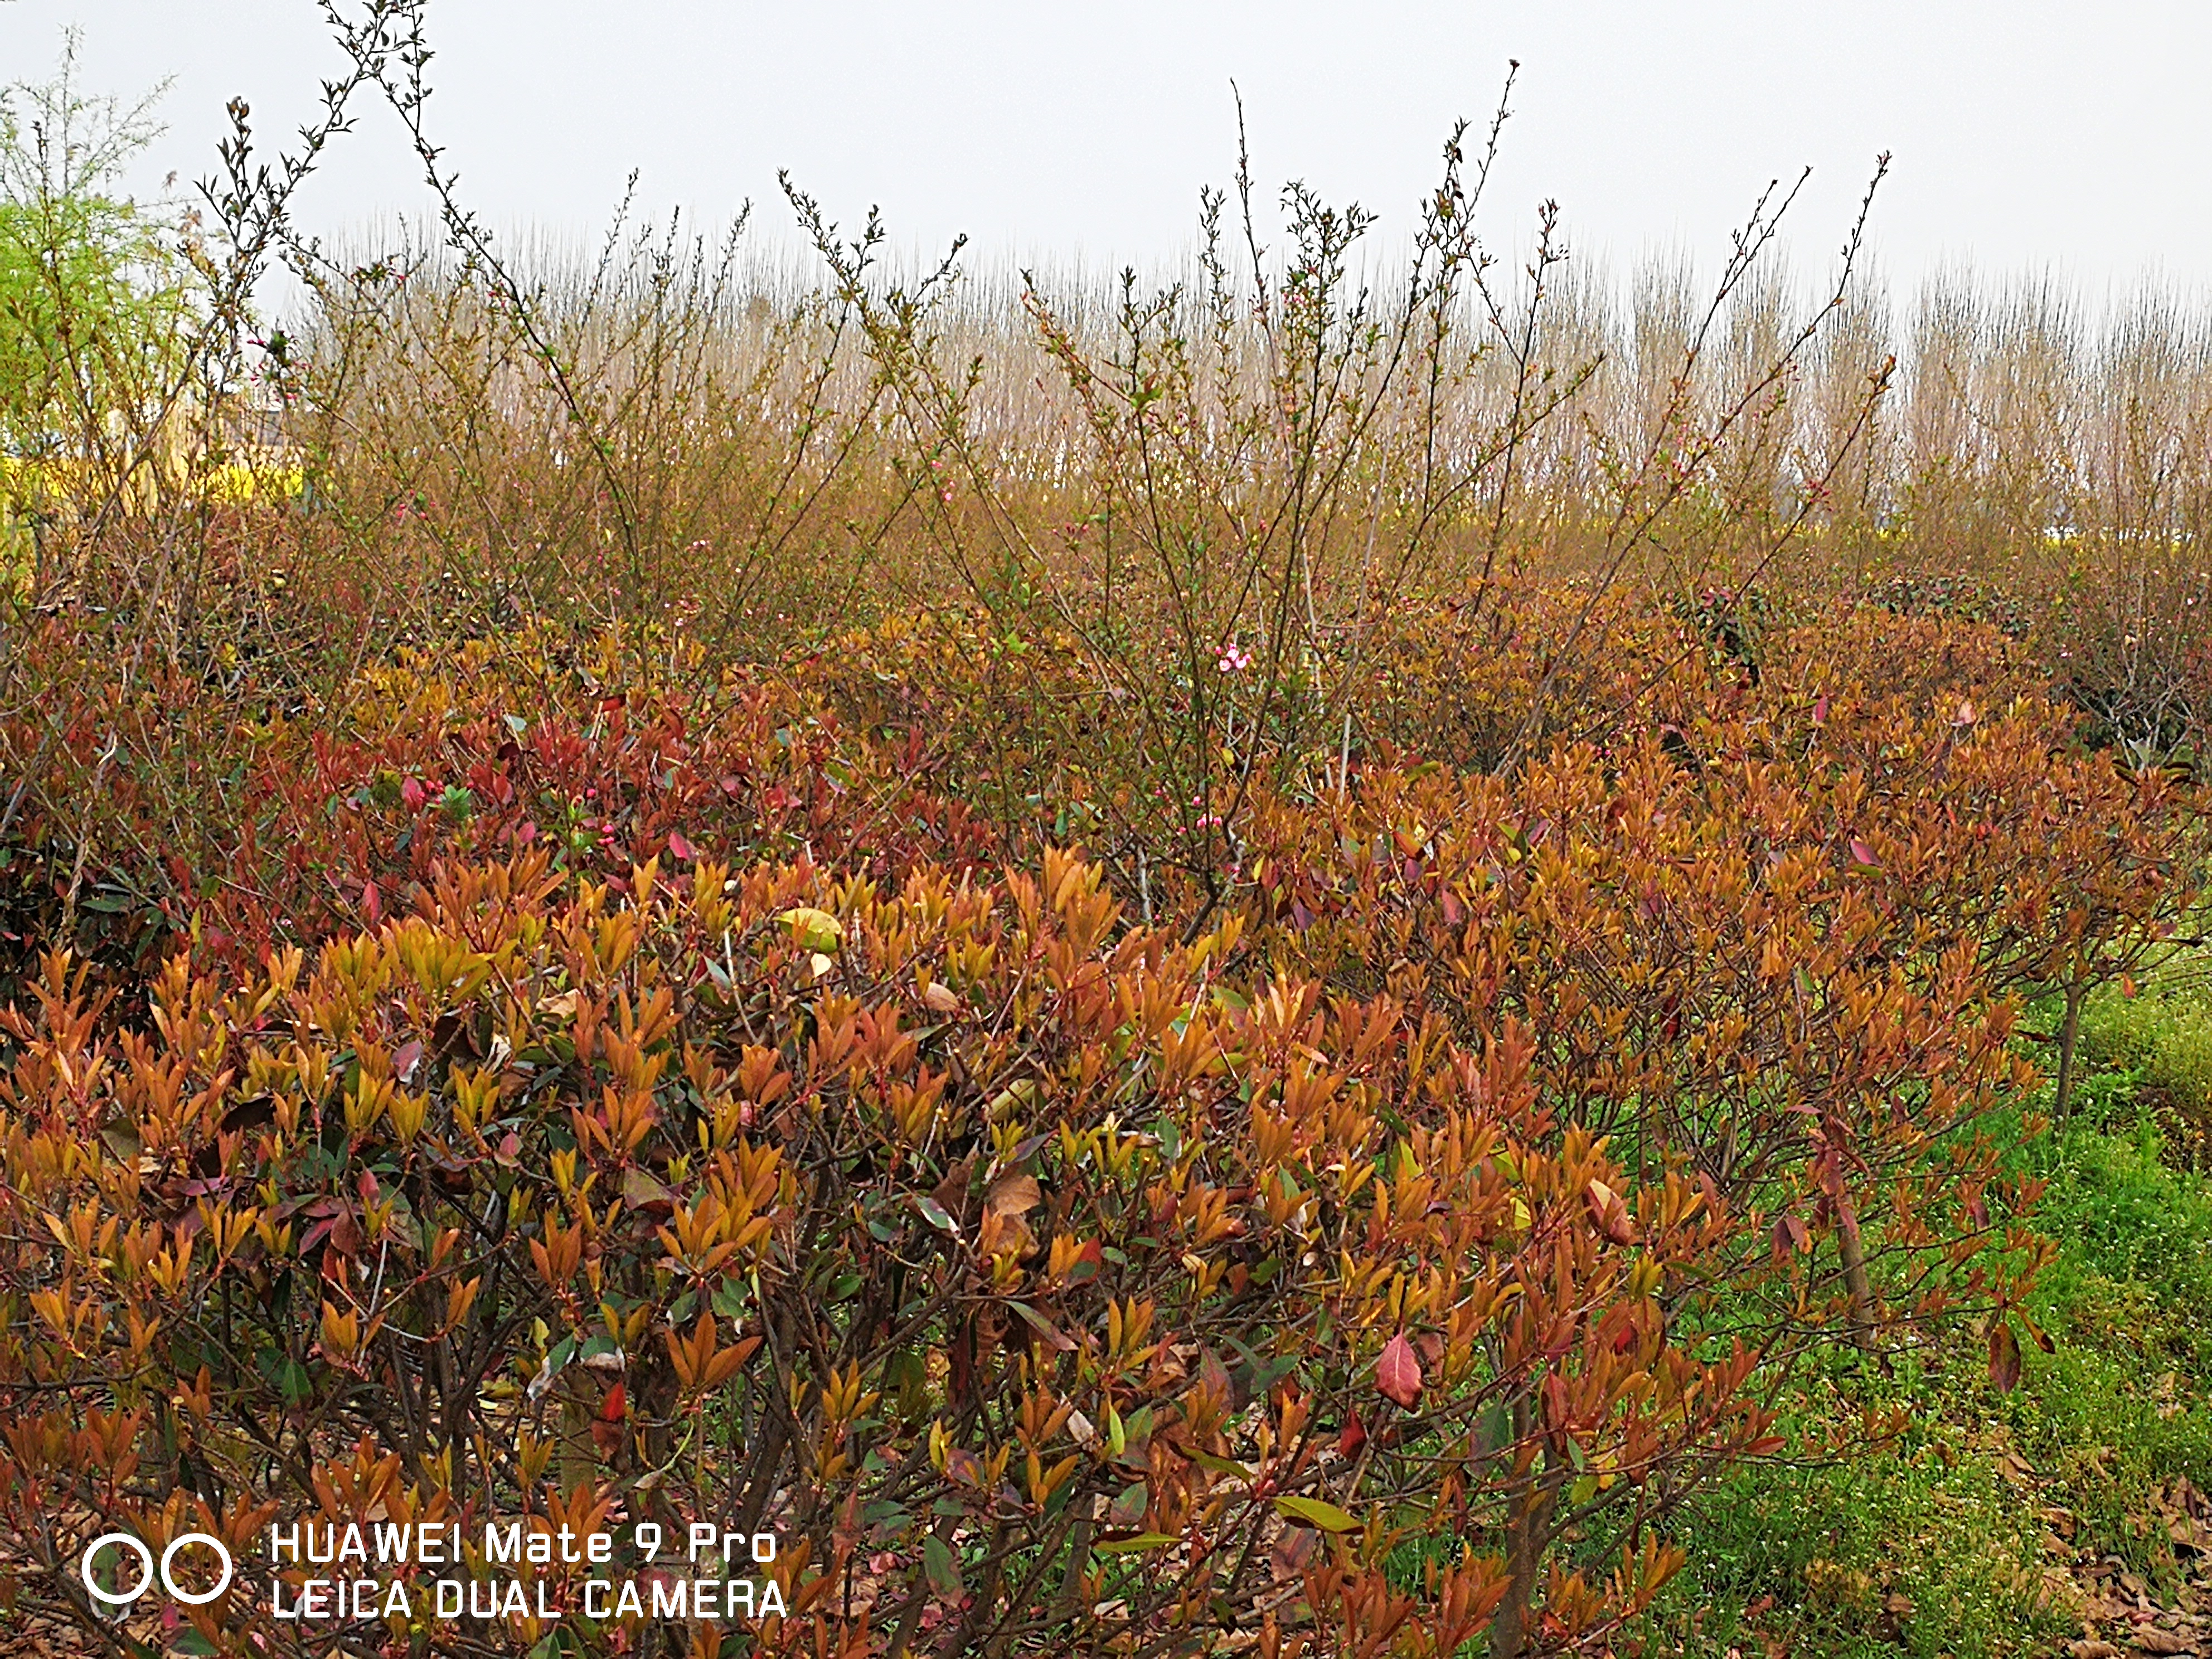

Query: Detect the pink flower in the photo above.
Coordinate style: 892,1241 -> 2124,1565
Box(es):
1216,641 -> 1253,674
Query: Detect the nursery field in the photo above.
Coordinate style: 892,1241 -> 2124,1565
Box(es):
3,16 -> 2212,1658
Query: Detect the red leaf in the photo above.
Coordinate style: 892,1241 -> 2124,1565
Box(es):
598,1381 -> 627,1422
1987,1318 -> 2022,1393
1336,1411 -> 1367,1458
1770,1212 -> 1809,1264
1376,1333 -> 1424,1410
667,830 -> 697,861
1849,837 -> 1879,869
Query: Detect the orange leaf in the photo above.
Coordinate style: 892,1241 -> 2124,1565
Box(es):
1586,1178 -> 1637,1246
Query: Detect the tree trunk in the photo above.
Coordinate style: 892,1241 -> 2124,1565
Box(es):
2054,977 -> 2087,1119
1488,1394 -> 1563,1659
1835,1191 -> 1875,1351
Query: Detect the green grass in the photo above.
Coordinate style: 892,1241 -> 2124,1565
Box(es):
2003,1085 -> 2212,1593
1626,1016 -> 2212,1658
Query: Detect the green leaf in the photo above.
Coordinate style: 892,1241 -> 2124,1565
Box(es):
1187,1451 -> 1252,1478
1273,1495 -> 1361,1533
923,1533 -> 963,1596
1092,1531 -> 1180,1555
913,1195 -> 959,1234
778,906 -> 843,954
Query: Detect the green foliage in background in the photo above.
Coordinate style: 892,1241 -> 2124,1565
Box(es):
2081,956 -> 2212,1136
0,34 -> 188,533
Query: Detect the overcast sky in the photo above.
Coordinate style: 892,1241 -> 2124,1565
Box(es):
4,1 -> 2208,304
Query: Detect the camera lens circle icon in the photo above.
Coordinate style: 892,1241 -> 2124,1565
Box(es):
161,1534 -> 235,1605
80,1530 -> 233,1608
80,1534 -> 153,1607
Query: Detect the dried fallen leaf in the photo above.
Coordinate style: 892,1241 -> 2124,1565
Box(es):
2131,1631 -> 2196,1656
1269,1525 -> 1319,1583
984,1171 -> 1042,1218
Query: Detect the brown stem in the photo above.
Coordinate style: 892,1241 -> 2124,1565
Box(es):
1488,1395 -> 1563,1659
1835,1191 -> 1875,1351
2054,976 -> 2087,1119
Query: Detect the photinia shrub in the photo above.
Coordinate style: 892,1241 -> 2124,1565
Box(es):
0,814 -> 2064,1656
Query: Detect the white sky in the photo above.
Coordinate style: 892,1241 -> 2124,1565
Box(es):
4,1 -> 2209,303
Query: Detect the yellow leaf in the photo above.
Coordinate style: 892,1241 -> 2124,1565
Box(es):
779,907 -> 843,953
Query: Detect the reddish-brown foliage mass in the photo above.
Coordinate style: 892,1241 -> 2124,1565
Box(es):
0,588 -> 2199,1657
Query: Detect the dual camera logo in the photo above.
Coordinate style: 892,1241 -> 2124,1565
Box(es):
80,1531 -> 234,1610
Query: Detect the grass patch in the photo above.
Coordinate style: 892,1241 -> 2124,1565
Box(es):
1632,1059 -> 2212,1657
